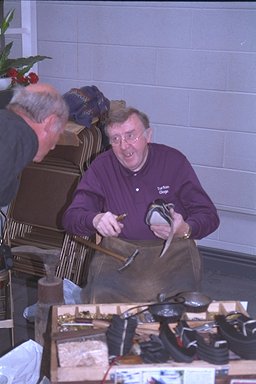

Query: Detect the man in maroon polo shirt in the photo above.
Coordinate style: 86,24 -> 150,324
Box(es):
63,107 -> 219,303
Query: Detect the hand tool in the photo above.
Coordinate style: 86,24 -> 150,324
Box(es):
73,235 -> 139,272
116,213 -> 127,222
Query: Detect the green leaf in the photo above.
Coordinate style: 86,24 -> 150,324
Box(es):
0,41 -> 13,62
7,55 -> 52,69
0,9 -> 52,79
0,55 -> 52,77
0,9 -> 15,36
0,42 -> 13,76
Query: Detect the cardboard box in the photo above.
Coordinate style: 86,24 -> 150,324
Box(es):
50,301 -> 256,383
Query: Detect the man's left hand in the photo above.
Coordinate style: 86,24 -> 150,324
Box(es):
150,210 -> 189,240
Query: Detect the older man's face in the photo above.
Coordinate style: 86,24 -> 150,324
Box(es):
33,117 -> 64,162
108,114 -> 152,172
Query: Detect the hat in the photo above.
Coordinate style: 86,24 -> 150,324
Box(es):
63,85 -> 110,128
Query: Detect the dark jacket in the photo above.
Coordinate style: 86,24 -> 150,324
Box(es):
0,109 -> 38,207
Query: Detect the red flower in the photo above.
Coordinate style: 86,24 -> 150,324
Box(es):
27,72 -> 39,84
6,68 -> 19,78
17,73 -> 28,84
7,69 -> 39,87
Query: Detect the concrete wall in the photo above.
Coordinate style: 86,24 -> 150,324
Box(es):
7,1 -> 256,255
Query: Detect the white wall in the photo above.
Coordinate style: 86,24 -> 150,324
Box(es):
8,1 -> 256,255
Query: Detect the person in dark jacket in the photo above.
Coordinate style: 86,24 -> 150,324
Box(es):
0,83 -> 69,208
63,107 -> 220,303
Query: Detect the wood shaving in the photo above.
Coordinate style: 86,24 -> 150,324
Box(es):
58,339 -> 108,368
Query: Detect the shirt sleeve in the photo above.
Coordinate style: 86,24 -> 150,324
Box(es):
0,142 -> 19,206
62,165 -> 104,236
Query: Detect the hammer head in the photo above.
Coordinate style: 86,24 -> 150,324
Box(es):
118,249 -> 139,272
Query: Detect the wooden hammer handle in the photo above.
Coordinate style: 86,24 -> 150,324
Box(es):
74,235 -> 125,262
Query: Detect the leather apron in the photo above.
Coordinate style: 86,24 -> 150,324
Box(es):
81,237 -> 202,304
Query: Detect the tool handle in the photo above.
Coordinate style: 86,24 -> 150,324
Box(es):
74,235 -> 124,262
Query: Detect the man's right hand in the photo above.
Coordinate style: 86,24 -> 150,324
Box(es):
92,211 -> 124,237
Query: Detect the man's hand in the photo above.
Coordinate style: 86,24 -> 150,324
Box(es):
92,211 -> 124,237
150,208 -> 190,240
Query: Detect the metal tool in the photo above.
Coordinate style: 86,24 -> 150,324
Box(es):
12,245 -> 61,282
12,245 -> 64,348
73,235 -> 139,272
117,249 -> 139,271
189,321 -> 216,332
116,213 -> 127,222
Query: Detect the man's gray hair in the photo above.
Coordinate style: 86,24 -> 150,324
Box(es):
7,85 -> 69,131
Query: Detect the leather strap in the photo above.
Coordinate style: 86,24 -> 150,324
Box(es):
159,321 -> 196,362
215,314 -> 256,360
176,320 -> 229,365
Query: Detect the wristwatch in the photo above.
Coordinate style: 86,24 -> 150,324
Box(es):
183,224 -> 192,240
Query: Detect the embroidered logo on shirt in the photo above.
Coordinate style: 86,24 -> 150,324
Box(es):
157,185 -> 170,195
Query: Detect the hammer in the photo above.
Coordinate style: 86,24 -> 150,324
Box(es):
73,235 -> 139,272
